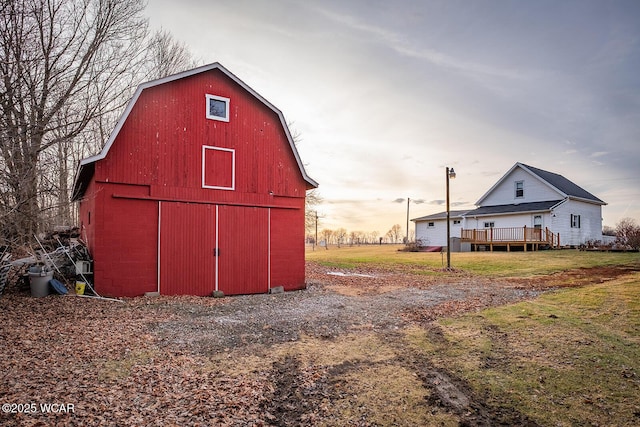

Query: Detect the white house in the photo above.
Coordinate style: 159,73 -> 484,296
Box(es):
413,163 -> 606,250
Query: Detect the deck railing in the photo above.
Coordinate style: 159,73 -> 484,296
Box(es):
461,226 -> 559,248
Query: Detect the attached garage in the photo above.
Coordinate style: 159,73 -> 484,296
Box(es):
72,63 -> 317,297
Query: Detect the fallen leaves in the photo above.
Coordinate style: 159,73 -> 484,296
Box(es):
0,293 -> 266,426
1,262 -> 633,426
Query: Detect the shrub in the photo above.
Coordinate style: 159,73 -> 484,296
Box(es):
615,218 -> 640,250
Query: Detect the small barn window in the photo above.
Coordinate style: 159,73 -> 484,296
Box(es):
453,220 -> 461,225
427,222 -> 435,228
515,181 -> 524,198
206,94 -> 230,122
571,214 -> 581,228
202,145 -> 235,190
484,221 -> 495,228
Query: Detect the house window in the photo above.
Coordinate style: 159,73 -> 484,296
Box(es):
571,214 -> 581,228
427,222 -> 435,228
206,94 -> 230,122
515,181 -> 524,198
453,220 -> 461,225
484,221 -> 495,228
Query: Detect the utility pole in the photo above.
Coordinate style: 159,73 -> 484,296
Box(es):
406,197 -> 410,244
446,167 -> 456,269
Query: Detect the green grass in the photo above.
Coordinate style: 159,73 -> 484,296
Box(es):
407,274 -> 640,426
306,244 -> 640,277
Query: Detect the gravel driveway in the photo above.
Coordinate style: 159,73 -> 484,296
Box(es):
153,263 -> 543,355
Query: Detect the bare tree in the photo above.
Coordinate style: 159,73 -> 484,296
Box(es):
146,28 -> 198,80
305,188 -> 322,235
335,228 -> 347,248
320,228 -> 333,249
386,224 -> 403,244
0,0 -> 149,244
615,218 -> 640,250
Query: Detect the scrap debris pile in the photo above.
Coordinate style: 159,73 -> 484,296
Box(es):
0,226 -> 93,297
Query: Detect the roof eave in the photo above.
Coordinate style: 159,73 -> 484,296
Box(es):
566,195 -> 607,206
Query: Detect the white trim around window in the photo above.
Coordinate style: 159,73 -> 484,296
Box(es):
202,145 -> 235,190
205,94 -> 230,122
515,180 -> 524,198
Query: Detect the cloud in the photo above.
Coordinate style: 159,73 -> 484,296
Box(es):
312,4 -> 530,81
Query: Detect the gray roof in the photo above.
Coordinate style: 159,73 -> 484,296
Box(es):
464,200 -> 563,217
520,164 -> 605,204
412,201 -> 563,222
412,209 -> 470,222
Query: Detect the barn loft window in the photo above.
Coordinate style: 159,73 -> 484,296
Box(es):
206,94 -> 230,122
515,181 -> 524,198
202,145 -> 235,190
571,214 -> 581,228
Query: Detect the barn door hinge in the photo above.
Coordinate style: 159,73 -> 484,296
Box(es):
213,248 -> 220,257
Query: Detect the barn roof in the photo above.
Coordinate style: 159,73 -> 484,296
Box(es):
72,62 -> 318,201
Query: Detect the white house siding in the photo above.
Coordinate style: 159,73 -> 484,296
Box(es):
415,219 -> 464,247
480,168 -> 561,206
551,199 -> 603,246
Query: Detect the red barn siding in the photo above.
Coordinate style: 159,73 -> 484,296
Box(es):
160,202 -> 216,296
217,205 -> 269,295
94,190 -> 158,297
270,207 -> 306,290
79,179 -> 97,256
74,64 -> 315,297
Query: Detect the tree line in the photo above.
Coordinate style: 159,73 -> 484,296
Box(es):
1,0 -> 196,246
306,225 -> 410,247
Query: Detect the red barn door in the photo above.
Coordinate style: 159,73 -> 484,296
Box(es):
217,205 -> 269,295
160,202 -> 216,295
159,202 -> 269,295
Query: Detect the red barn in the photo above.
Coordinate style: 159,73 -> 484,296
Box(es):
72,63 -> 317,297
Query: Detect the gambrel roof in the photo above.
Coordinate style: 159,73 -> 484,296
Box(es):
72,62 -> 318,201
476,162 -> 605,206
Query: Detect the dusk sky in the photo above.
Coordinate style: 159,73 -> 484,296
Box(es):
146,0 -> 640,235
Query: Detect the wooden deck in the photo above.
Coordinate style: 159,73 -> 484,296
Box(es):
461,226 -> 559,251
